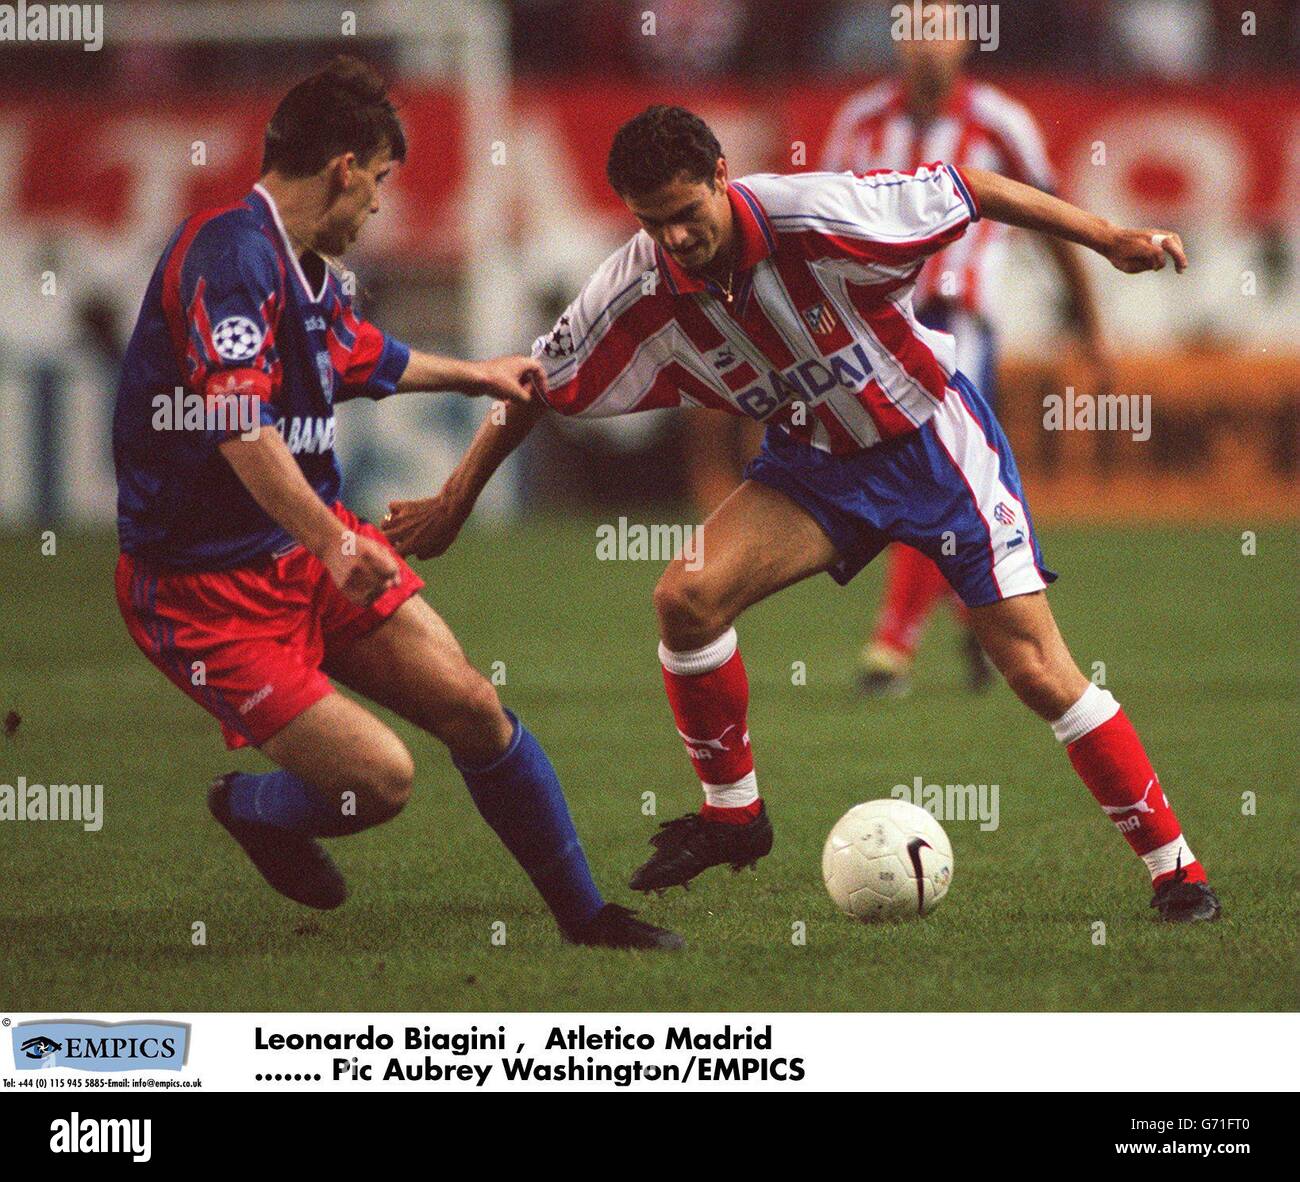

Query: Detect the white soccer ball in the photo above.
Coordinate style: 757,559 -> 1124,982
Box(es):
822,799 -> 954,922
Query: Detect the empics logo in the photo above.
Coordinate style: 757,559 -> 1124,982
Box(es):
12,1020 -> 188,1072
50,1113 -> 151,1164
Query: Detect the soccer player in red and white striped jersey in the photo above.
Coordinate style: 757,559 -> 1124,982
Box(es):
822,18 -> 1112,696
386,105 -> 1219,923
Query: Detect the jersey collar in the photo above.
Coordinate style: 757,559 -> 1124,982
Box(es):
250,183 -> 330,302
656,181 -> 777,298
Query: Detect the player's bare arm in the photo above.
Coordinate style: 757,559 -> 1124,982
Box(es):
395,349 -> 546,403
219,428 -> 399,606
962,167 -> 1188,274
384,397 -> 545,558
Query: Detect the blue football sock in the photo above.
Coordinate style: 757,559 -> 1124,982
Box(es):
455,711 -> 604,937
226,769 -> 337,834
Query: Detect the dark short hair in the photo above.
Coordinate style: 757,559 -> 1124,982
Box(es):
261,55 -> 407,178
605,105 -> 723,198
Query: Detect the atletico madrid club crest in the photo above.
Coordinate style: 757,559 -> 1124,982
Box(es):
802,302 -> 837,336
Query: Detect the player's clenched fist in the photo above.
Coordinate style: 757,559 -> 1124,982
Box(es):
381,493 -> 468,560
1102,227 -> 1188,275
465,355 -> 547,404
319,530 -> 401,606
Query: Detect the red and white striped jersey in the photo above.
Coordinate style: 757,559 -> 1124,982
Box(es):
533,164 -> 980,456
821,79 -> 1054,319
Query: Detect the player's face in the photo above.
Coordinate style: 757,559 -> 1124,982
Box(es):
623,159 -> 733,276
896,9 -> 970,96
318,146 -> 394,256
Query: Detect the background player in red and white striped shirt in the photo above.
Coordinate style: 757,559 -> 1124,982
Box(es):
386,105 -> 1220,923
822,11 -> 1114,697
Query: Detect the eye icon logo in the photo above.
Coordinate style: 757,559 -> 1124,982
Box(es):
12,1020 -> 188,1071
20,1036 -> 62,1059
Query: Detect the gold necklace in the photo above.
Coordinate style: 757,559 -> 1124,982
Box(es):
712,240 -> 740,303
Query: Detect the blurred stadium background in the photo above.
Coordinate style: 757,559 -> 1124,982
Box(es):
2,0 -> 1297,1013
0,0 -> 1296,528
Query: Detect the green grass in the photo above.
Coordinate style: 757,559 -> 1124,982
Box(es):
0,521 -> 1295,1012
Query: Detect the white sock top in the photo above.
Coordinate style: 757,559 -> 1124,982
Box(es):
1051,683 -> 1121,744
658,627 -> 739,677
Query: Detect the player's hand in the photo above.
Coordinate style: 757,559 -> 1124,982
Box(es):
464,355 -> 547,404
1102,227 -> 1188,275
319,531 -> 401,606
381,492 -> 469,560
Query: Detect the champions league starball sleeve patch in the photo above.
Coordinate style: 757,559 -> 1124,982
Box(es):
211,315 -> 265,363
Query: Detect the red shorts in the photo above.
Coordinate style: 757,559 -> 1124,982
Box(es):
115,502 -> 424,750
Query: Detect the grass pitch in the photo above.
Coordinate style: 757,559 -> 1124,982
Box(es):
1,520 -> 1295,1012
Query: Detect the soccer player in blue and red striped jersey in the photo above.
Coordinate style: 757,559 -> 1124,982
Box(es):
386,106 -> 1220,923
113,58 -> 681,950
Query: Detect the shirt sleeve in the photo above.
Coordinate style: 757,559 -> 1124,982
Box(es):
330,288 -> 411,402
780,163 -> 979,270
531,242 -> 681,418
179,222 -> 282,441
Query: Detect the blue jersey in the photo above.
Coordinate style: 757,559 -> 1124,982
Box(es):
113,184 -> 411,570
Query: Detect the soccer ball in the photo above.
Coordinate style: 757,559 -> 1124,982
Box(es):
822,799 -> 954,922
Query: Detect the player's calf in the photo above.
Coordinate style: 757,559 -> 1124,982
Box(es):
972,602 -> 1088,721
649,482 -> 836,859
323,595 -> 684,946
971,593 -> 1220,920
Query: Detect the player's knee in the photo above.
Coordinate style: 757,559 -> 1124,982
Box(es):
352,744 -> 415,823
654,570 -> 729,648
1001,647 -> 1076,718
436,671 -> 510,766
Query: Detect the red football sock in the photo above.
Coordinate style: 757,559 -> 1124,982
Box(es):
1053,685 -> 1205,885
659,627 -> 759,820
872,544 -> 953,659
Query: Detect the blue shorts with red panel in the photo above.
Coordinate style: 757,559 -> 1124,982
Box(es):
744,371 -> 1056,608
115,502 -> 424,750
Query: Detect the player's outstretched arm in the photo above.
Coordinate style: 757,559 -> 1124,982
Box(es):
220,430 -> 399,605
961,167 -> 1188,274
383,397 -> 545,559
396,349 -> 547,403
